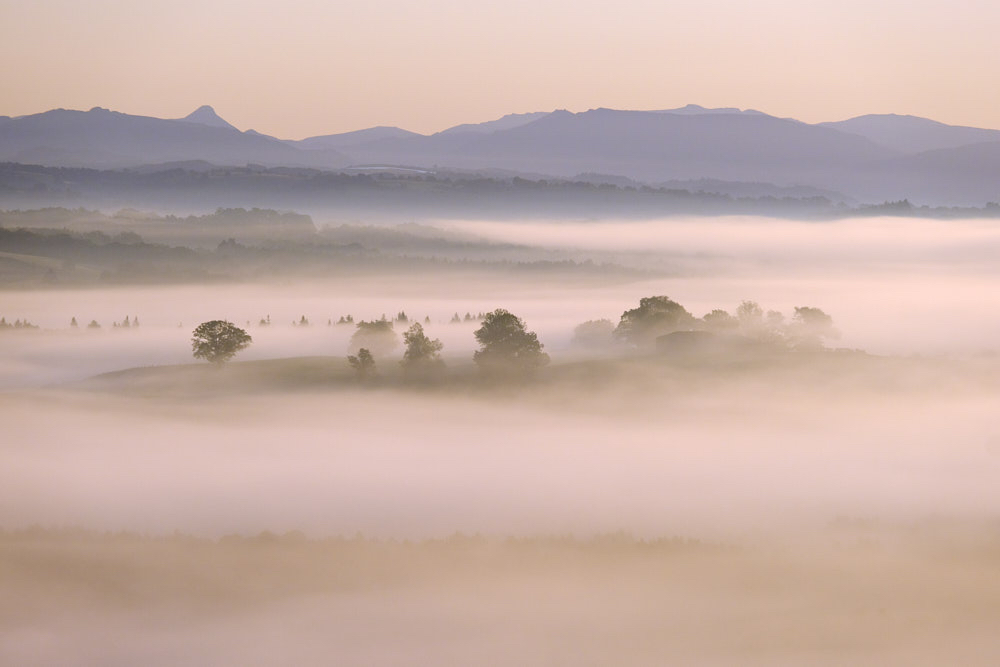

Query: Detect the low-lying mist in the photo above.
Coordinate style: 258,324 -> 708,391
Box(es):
3,355 -> 998,539
2,214 -> 999,665
3,215 -> 998,389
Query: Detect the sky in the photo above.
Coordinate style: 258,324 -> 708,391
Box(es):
2,0 -> 998,138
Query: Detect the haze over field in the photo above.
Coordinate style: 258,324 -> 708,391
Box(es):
2,215 -> 999,387
3,230 -> 1000,664
3,0 -> 1000,663
2,213 -> 998,538
3,160 -> 1000,667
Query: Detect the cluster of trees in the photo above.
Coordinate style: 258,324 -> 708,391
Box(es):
337,312 -> 431,327
265,312 -> 488,328
191,309 -> 549,381
573,296 -> 838,351
110,315 -> 139,329
0,315 -> 146,332
0,317 -> 39,330
451,312 -> 487,323
348,310 -> 547,382
1,315 -> 145,331
64,316 -> 138,330
188,296 -> 838,380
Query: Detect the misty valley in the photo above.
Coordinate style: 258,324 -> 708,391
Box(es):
2,204 -> 999,665
7,0 -> 1000,661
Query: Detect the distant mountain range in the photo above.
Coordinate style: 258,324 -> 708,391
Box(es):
2,104 -> 999,206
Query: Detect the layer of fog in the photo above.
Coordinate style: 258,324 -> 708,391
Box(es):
1,213 -> 997,541
3,215 -> 1000,387
4,524 -> 999,667
3,363 -> 999,540
0,269 -> 995,387
435,216 -> 1000,270
6,525 -> 999,667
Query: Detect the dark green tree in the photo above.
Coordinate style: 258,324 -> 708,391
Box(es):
473,309 -> 549,374
191,320 -> 252,365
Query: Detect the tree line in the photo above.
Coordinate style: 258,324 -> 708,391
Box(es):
190,296 -> 838,381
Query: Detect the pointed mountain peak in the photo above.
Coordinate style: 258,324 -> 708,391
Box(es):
181,105 -> 237,131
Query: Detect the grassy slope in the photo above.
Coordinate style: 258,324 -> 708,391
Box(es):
75,346 -> 999,401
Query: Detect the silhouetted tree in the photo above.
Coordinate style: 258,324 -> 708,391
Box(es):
736,301 -> 787,343
614,296 -> 695,347
70,317 -> 78,328
701,309 -> 737,331
473,309 -> 549,375
736,300 -> 764,329
789,307 -> 839,348
401,322 -> 444,379
349,320 -> 398,358
571,319 -> 615,348
347,348 -> 376,381
191,320 -> 252,365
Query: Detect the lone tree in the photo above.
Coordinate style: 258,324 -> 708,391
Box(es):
191,320 -> 252,365
347,348 -> 376,381
401,322 -> 444,379
473,309 -> 549,375
614,296 -> 695,347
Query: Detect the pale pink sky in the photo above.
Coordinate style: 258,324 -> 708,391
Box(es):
2,0 -> 998,138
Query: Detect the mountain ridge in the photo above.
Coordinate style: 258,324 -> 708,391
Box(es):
2,104 -> 999,205
821,113 -> 1000,153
